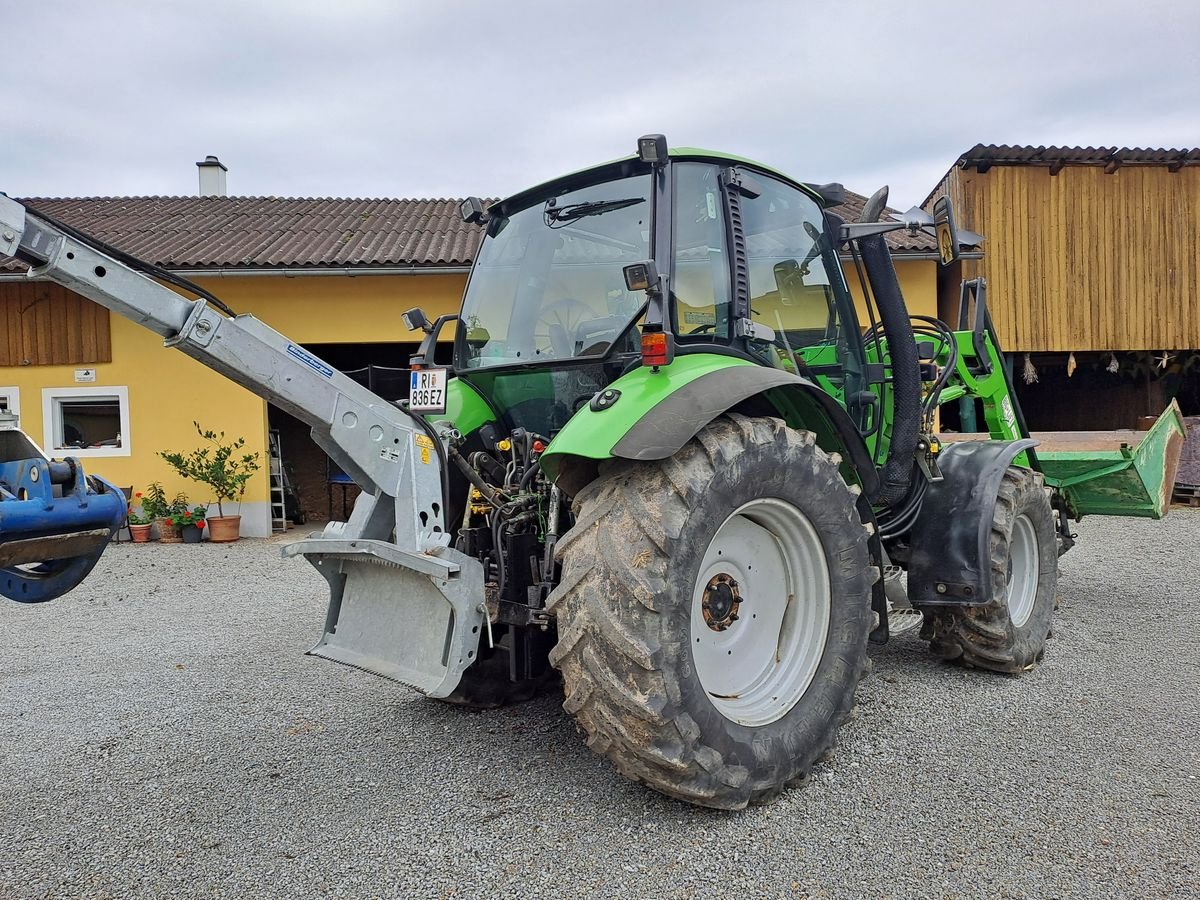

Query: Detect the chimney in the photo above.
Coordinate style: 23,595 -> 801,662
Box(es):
196,155 -> 228,197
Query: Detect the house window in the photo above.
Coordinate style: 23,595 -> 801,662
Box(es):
41,386 -> 131,458
0,386 -> 18,427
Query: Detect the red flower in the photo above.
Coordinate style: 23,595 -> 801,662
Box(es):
134,491 -> 143,498
196,521 -> 205,530
165,517 -> 174,526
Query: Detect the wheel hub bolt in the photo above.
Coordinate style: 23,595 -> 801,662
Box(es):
702,573 -> 744,632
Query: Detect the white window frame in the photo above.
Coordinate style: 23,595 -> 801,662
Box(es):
41,386 -> 131,458
0,386 -> 19,425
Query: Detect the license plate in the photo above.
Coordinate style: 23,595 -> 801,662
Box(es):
409,368 -> 448,414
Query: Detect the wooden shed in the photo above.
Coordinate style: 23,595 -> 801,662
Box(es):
925,145 -> 1200,431
926,144 -> 1200,353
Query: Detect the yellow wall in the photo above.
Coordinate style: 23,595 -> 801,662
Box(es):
841,258 -> 939,322
0,272 -> 469,529
1,314 -> 269,509
201,272 -> 466,342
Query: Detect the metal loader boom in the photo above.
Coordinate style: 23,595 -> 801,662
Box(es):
0,195 -> 485,697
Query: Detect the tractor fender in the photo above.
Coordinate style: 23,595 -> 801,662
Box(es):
907,438 -> 1038,607
542,358 -> 878,498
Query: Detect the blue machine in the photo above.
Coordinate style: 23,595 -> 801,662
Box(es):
0,427 -> 126,603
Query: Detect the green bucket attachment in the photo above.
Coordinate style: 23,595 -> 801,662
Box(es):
944,402 -> 1186,519
1033,402 -> 1186,519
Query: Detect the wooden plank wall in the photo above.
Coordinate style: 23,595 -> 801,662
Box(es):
936,165 -> 1200,352
0,282 -> 112,366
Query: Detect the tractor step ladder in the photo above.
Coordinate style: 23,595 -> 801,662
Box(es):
268,429 -> 287,534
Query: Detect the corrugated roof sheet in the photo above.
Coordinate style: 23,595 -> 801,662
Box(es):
1,187 -> 934,274
957,144 -> 1200,171
4,196 -> 484,272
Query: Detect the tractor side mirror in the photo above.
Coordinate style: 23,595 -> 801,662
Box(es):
409,314 -> 459,369
932,196 -> 961,266
402,307 -> 433,334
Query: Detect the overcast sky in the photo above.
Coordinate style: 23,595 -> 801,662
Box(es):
7,0 -> 1198,210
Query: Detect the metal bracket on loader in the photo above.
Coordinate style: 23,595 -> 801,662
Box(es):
0,195 -> 485,695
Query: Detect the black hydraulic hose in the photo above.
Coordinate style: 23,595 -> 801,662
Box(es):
446,442 -> 507,509
518,460 -> 540,492
855,228 -> 921,507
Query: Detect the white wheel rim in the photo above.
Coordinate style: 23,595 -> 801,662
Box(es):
1008,513 -> 1039,628
690,498 -> 831,727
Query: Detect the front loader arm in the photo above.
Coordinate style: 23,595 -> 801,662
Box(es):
0,196 -> 485,697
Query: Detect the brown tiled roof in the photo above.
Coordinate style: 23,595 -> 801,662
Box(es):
4,196 -> 484,272
1,186 -> 936,275
956,144 -> 1200,172
829,192 -> 938,253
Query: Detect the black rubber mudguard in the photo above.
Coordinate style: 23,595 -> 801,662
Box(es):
907,439 -> 1037,607
610,365 -> 880,498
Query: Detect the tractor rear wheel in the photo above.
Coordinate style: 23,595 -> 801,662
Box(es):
921,467 -> 1057,672
547,415 -> 873,809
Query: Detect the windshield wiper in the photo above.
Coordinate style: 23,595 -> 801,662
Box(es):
544,197 -> 645,226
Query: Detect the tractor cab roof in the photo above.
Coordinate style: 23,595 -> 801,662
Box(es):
492,145 -> 826,220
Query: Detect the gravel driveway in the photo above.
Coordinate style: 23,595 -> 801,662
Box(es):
2,511 -> 1198,899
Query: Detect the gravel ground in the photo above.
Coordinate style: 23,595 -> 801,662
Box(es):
2,511 -> 1198,899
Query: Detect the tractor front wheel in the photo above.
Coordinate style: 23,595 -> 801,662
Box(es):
921,467 -> 1057,672
547,415 -> 873,809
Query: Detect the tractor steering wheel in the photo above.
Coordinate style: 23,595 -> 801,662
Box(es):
534,298 -> 594,358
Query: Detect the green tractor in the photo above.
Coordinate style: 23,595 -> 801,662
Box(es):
411,135 -> 1181,806
0,135 -> 1183,809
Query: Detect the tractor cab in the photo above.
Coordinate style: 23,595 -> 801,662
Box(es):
443,148 -> 870,440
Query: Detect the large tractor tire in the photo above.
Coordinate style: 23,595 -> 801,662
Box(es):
547,415 -> 874,809
921,467 -> 1057,673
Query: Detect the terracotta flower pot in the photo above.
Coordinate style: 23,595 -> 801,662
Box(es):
207,515 -> 241,543
158,518 -> 183,543
181,524 -> 203,544
129,523 -> 153,543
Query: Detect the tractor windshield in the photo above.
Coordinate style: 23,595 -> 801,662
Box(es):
456,172 -> 653,370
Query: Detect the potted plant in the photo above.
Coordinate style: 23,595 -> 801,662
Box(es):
159,423 -> 261,543
141,482 -> 171,540
178,506 -> 208,544
157,490 -> 190,544
127,491 -> 155,543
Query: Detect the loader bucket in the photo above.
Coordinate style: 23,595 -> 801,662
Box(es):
1034,401 -> 1186,519
943,403 -> 1186,519
0,428 -> 127,602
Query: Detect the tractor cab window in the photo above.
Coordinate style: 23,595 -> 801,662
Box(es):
673,163 -> 732,341
740,176 -> 860,387
456,172 -> 653,370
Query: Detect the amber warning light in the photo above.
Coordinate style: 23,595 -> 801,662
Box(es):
641,331 -> 673,368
